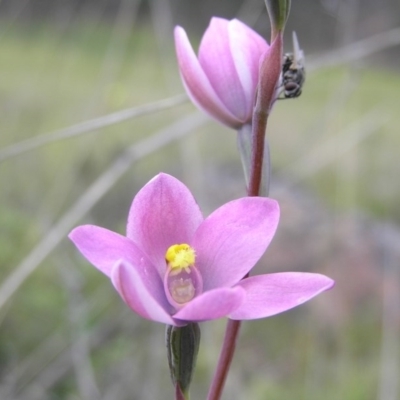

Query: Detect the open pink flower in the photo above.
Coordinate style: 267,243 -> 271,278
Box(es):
175,18 -> 269,129
69,174 -> 333,326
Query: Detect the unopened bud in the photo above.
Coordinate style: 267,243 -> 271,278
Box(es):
265,0 -> 291,38
166,323 -> 201,398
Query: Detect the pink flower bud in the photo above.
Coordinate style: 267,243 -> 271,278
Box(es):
174,18 -> 269,129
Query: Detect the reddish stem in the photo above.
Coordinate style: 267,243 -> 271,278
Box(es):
248,110 -> 268,196
206,110 -> 267,400
206,319 -> 241,400
207,33 -> 283,400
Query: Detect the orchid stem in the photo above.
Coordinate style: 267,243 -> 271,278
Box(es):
207,112 -> 271,400
206,319 -> 241,400
248,110 -> 269,197
207,32 -> 282,400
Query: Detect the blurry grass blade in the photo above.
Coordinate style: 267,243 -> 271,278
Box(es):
378,225 -> 400,400
58,255 -> 100,399
281,108 -> 388,183
0,112 -> 207,311
0,94 -> 188,163
307,27 -> 400,72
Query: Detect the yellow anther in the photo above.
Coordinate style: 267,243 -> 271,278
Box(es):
165,244 -> 196,270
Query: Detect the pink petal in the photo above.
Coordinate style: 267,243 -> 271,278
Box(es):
228,19 -> 269,118
111,260 -> 181,326
193,197 -> 279,290
126,173 -> 203,277
229,272 -> 335,320
69,225 -> 145,277
174,26 -> 241,128
173,286 -> 245,322
198,18 -> 248,121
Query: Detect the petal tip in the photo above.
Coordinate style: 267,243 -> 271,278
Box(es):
68,225 -> 91,244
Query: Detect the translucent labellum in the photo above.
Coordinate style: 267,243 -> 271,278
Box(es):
164,244 -> 203,308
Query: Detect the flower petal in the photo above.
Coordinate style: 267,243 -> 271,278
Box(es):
198,18 -> 248,121
228,19 -> 269,118
193,197 -> 279,290
173,286 -> 245,322
126,173 -> 203,277
174,25 -> 241,128
111,260 -> 181,326
69,225 -> 144,277
229,272 -> 335,320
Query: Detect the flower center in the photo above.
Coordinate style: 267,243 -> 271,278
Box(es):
165,243 -> 196,270
164,243 -> 202,308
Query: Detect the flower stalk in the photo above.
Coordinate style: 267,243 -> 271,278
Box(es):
249,32 -> 283,196
237,124 -> 271,196
208,38 -> 281,396
206,319 -> 241,400
208,9 -> 285,400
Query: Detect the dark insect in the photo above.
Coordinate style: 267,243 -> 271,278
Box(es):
279,32 -> 305,99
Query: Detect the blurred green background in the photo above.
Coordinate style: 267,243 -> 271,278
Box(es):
0,1 -> 399,399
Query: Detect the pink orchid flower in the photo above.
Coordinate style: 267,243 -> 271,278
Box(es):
175,17 -> 269,129
69,174 -> 333,326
